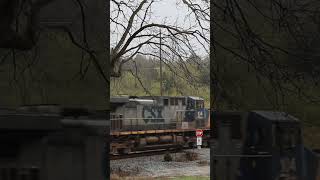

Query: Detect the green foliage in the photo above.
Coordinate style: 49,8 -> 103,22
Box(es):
111,55 -> 210,107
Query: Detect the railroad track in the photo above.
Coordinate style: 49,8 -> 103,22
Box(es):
110,148 -> 183,160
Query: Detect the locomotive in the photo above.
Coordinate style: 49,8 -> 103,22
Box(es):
110,96 -> 210,154
211,111 -> 320,180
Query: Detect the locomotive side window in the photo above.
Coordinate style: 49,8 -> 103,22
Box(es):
170,98 -> 175,105
196,100 -> 204,109
177,98 -> 181,106
175,98 -> 179,105
276,126 -> 298,150
253,128 -> 266,147
200,101 -> 204,108
164,99 -> 169,106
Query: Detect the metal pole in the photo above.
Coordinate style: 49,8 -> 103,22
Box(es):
159,29 -> 163,96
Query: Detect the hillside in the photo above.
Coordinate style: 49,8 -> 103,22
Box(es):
111,54 -> 320,149
110,55 -> 210,107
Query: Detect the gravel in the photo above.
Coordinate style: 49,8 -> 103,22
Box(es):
110,148 -> 210,178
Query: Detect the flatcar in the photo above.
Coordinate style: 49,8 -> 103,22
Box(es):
110,96 -> 210,154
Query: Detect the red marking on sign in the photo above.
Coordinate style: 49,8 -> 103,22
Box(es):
196,129 -> 203,137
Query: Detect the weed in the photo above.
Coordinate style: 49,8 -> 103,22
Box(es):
164,153 -> 173,161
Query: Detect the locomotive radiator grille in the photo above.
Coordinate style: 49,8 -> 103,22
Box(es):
110,114 -> 123,130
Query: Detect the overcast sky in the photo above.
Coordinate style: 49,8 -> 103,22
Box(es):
111,0 -> 209,57
152,1 -> 209,56
151,0 -> 188,24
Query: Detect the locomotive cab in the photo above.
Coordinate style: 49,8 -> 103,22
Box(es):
184,96 -> 209,129
243,111 -> 302,180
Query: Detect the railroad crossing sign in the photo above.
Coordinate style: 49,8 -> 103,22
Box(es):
196,129 -> 203,137
196,129 -> 203,149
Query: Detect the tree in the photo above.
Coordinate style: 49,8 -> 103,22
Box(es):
0,0 -> 109,107
182,0 -> 320,110
1,0 -> 210,104
110,0 -> 209,78
0,0 -> 55,50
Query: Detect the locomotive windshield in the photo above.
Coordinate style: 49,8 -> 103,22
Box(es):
187,96 -> 204,110
275,124 -> 300,151
184,97 -> 207,122
196,100 -> 204,109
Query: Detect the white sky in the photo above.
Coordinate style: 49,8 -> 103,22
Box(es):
151,0 -> 188,24
111,0 -> 209,57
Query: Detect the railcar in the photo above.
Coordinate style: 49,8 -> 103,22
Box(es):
110,96 -> 210,155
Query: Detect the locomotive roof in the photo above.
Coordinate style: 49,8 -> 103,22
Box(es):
129,99 -> 155,104
110,96 -> 205,105
134,95 -> 204,100
250,111 -> 299,122
111,96 -> 130,103
188,96 -> 204,100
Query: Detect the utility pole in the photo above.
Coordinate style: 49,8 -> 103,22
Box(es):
134,61 -> 137,88
159,29 -> 163,96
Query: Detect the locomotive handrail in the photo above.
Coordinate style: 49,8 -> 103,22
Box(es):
110,118 -> 180,124
175,109 -> 211,111
109,118 -> 176,120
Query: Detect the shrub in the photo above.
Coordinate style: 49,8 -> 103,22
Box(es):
185,151 -> 198,161
164,153 -> 173,161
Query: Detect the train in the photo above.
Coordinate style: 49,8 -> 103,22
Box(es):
211,111 -> 320,180
110,95 -> 210,155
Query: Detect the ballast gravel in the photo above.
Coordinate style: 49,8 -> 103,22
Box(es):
110,148 -> 210,178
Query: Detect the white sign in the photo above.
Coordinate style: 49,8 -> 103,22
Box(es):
197,137 -> 202,146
